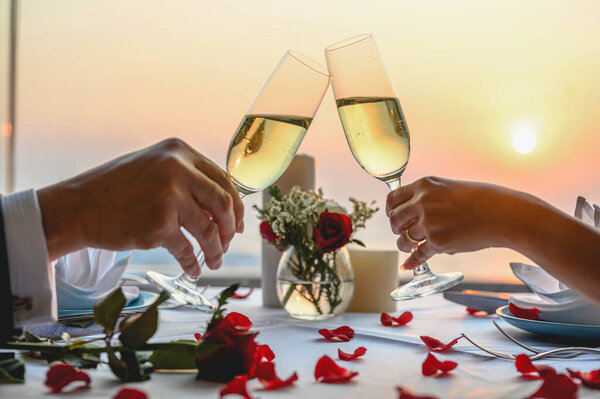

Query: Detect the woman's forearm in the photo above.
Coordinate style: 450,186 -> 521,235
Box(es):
502,192 -> 600,304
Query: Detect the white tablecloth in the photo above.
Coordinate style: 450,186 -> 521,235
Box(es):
3,288 -> 599,398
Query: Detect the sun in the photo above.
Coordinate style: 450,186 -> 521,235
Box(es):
511,126 -> 537,154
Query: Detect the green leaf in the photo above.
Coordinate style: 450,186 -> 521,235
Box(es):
94,287 -> 126,333
351,238 -> 366,247
118,291 -> 169,348
0,355 -> 25,384
149,341 -> 198,370
22,331 -> 46,343
208,284 -> 239,326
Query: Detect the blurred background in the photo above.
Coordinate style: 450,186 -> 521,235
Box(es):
1,0 -> 599,283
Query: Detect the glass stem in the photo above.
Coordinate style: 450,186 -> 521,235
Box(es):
386,177 -> 401,191
179,190 -> 246,287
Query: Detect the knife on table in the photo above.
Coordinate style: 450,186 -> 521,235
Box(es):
443,290 -> 510,314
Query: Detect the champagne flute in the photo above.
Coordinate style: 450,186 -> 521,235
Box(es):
325,34 -> 463,300
146,51 -> 331,311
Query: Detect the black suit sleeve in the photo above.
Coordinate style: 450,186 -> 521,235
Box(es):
0,199 -> 15,345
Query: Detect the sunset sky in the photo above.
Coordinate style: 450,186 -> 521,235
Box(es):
5,0 -> 600,282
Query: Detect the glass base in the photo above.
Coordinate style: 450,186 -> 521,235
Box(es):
390,270 -> 464,301
146,271 -> 216,313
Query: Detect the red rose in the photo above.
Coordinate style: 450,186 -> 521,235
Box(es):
313,210 -> 352,252
260,221 -> 279,243
196,312 -> 271,383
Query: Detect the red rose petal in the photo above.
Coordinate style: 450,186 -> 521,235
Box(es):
396,386 -> 438,399
515,354 -> 537,375
529,374 -> 578,399
509,303 -> 541,320
314,355 -> 358,383
319,326 -> 355,342
568,368 -> 600,389
113,387 -> 148,399
535,365 -> 558,380
233,287 -> 254,299
466,307 -> 489,317
420,335 -> 462,352
45,363 -> 91,393
255,344 -> 275,363
421,353 -> 457,377
260,221 -> 279,243
338,347 -> 367,361
220,374 -> 253,399
194,332 -> 202,341
381,312 -> 413,327
255,362 -> 298,390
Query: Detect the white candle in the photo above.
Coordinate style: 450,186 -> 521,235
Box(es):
261,154 -> 316,308
346,247 -> 399,313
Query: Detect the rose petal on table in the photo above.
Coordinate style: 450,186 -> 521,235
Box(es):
420,335 -> 462,352
515,354 -> 537,375
396,386 -> 438,399
113,387 -> 148,399
256,344 -> 275,363
233,287 -> 254,299
194,332 -> 202,342
528,374 -> 578,399
319,326 -> 355,342
421,353 -> 457,377
466,307 -> 489,317
381,312 -> 413,327
509,303 -> 541,320
314,355 -> 358,383
568,368 -> 600,389
256,361 -> 298,390
338,347 -> 367,361
220,374 -> 253,399
45,363 -> 91,393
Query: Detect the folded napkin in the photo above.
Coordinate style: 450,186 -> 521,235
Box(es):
55,249 -> 137,311
508,197 -> 600,325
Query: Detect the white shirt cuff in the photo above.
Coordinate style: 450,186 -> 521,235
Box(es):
1,189 -> 57,327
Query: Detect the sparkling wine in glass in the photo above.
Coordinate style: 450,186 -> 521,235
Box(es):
325,34 -> 463,300
146,51 -> 331,311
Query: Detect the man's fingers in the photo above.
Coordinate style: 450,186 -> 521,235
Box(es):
164,231 -> 200,277
181,201 -> 224,270
188,171 -> 237,248
401,241 -> 436,271
386,185 -> 414,216
189,151 -> 245,233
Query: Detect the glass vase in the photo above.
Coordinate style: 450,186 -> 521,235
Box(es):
276,245 -> 354,320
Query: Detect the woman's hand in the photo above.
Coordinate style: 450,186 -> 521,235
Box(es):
386,177 -> 515,270
37,138 -> 244,277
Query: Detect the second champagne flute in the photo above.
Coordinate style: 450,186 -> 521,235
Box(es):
325,34 -> 463,301
147,51 -> 331,311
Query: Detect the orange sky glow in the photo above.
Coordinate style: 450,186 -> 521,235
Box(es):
3,0 -> 599,282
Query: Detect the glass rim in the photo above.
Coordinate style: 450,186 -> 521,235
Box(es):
324,33 -> 372,52
287,50 -> 331,77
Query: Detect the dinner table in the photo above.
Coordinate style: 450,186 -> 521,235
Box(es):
2,286 -> 599,398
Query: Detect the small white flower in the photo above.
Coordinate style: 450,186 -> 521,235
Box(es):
61,332 -> 72,346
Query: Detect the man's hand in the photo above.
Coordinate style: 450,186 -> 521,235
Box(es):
37,138 -> 244,277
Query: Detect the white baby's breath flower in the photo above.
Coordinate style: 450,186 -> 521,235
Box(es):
61,332 -> 72,346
